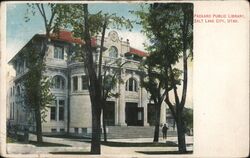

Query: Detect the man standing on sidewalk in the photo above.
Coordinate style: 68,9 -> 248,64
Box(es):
162,124 -> 168,139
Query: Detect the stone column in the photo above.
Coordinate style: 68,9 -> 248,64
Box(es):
56,98 -> 59,121
78,76 -> 81,91
142,88 -> 149,126
118,69 -> 126,126
100,110 -> 103,126
160,102 -> 167,126
71,77 -> 73,92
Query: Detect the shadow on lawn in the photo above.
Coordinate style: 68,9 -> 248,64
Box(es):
29,141 -> 71,147
50,151 -> 93,155
82,140 -> 178,147
136,150 -> 193,155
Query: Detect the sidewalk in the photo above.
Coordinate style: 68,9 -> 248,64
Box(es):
7,134 -> 193,155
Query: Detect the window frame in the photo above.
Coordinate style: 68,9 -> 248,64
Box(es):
58,99 -> 65,121
81,75 -> 88,90
50,106 -> 56,121
73,76 -> 78,91
54,45 -> 64,60
125,78 -> 138,92
52,75 -> 65,89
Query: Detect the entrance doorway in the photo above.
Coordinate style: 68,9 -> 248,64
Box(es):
104,101 -> 115,126
125,103 -> 144,126
147,103 -> 156,126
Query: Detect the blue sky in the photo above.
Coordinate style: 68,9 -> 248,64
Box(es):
6,3 -> 148,60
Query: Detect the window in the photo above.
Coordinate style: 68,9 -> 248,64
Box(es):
82,128 -> 87,133
59,100 -> 65,106
126,78 -> 138,92
73,76 -> 78,91
138,111 -> 142,120
59,100 -> 65,121
50,99 -> 65,121
109,46 -> 118,58
17,62 -> 21,73
50,107 -> 56,121
81,75 -> 88,90
51,128 -> 57,132
52,75 -> 65,89
60,128 -> 65,132
10,103 -> 14,120
74,128 -> 79,133
59,107 -> 64,121
54,46 -> 64,59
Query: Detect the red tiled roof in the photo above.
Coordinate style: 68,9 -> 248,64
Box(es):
129,47 -> 148,57
49,30 -> 97,47
50,30 -> 83,44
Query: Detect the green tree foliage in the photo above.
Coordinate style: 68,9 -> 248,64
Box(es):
182,108 -> 193,135
135,3 -> 193,152
24,3 -> 58,143
140,51 -> 182,142
23,46 -> 55,123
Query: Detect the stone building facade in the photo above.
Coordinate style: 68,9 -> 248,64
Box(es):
7,30 -> 170,134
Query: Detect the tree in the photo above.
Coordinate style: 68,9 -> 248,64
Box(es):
136,3 -> 193,152
101,59 -> 129,142
54,4 -> 132,153
140,51 -> 182,142
22,45 -> 55,140
23,3 -> 58,143
96,14 -> 132,143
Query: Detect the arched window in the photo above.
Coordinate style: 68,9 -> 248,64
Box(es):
52,75 -> 65,89
125,78 -> 138,92
109,46 -> 118,58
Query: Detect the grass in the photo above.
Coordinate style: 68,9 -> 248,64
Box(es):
28,141 -> 72,147
82,140 -> 178,147
7,137 -> 17,143
136,150 -> 193,155
44,134 -> 90,140
50,151 -> 93,155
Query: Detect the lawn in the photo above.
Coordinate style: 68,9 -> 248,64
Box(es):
28,141 -> 72,147
81,140 -> 178,147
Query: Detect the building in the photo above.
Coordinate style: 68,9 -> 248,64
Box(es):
7,30 -> 174,135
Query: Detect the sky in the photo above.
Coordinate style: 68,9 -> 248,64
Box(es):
6,3 -> 149,61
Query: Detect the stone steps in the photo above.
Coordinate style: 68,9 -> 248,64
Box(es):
102,126 -> 177,139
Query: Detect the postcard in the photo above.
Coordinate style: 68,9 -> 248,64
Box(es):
0,1 -> 249,157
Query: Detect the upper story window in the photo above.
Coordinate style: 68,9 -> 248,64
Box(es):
54,45 -> 64,59
73,76 -> 78,91
52,75 -> 65,89
125,78 -> 138,92
109,46 -> 118,58
81,75 -> 88,90
16,61 -> 24,73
